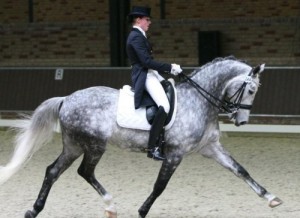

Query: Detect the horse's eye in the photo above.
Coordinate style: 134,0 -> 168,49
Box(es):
249,90 -> 254,95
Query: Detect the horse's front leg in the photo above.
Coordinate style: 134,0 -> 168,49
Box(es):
201,142 -> 283,208
138,154 -> 183,218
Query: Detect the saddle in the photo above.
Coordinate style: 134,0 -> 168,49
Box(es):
117,79 -> 177,131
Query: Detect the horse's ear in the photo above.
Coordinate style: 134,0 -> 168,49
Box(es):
252,63 -> 265,76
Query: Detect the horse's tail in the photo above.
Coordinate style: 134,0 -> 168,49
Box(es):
0,97 -> 65,185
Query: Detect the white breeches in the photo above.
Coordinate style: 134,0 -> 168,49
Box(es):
145,70 -> 170,114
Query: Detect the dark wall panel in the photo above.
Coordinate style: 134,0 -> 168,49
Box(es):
0,68 -> 131,111
251,68 -> 300,115
0,67 -> 299,115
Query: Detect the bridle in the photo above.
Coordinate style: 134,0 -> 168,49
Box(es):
178,69 -> 255,114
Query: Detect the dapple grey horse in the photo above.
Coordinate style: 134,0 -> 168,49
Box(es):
0,57 -> 282,218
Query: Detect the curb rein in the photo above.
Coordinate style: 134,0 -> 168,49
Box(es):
178,69 -> 254,115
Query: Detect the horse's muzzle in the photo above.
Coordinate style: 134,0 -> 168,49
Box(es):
235,120 -> 248,126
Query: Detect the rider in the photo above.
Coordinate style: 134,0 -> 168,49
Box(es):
126,6 -> 182,161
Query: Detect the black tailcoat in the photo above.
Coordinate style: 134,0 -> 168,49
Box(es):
126,28 -> 171,109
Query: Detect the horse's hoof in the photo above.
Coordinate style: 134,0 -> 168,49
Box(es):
105,210 -> 117,218
24,210 -> 35,218
269,197 -> 283,208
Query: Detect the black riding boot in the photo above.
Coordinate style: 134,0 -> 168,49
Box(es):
147,106 -> 168,161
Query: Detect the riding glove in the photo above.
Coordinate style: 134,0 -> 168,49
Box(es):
171,64 -> 183,76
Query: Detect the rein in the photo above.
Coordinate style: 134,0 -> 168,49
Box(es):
178,71 -> 253,114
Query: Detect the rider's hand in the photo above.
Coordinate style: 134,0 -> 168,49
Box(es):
171,64 -> 183,76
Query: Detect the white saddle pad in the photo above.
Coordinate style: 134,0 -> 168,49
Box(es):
117,79 -> 177,131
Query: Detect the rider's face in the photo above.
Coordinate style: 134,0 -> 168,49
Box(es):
136,16 -> 151,32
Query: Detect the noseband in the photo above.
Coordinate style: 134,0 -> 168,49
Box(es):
179,69 -> 254,114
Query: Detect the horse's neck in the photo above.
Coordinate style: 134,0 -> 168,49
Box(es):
194,62 -> 248,92
193,69 -> 230,96
176,61 -> 250,125
176,68 -> 226,115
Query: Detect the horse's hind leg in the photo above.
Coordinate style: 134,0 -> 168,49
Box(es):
77,147 -> 117,218
201,142 -> 283,208
25,144 -> 83,218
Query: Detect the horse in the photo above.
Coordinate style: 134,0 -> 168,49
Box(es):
0,57 -> 282,218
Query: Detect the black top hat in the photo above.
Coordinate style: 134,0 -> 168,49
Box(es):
128,6 -> 151,18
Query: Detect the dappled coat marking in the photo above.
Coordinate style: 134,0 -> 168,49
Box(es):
0,57 -> 282,218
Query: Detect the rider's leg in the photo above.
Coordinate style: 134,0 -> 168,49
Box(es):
146,70 -> 170,113
145,71 -> 170,161
147,106 -> 168,160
